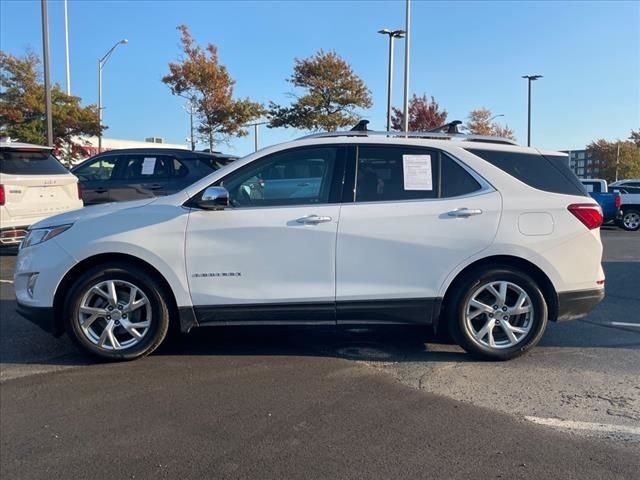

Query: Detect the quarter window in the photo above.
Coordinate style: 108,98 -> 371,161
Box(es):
219,147 -> 340,208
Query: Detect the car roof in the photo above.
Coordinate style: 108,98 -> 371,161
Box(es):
91,148 -> 239,159
0,140 -> 53,150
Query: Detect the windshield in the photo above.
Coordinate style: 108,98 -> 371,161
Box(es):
0,149 -> 69,175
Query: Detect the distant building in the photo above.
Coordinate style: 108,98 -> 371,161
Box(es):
560,149 -> 601,179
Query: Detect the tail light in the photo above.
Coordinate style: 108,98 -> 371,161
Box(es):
0,185 -> 4,206
568,203 -> 603,230
77,182 -> 82,200
615,194 -> 621,209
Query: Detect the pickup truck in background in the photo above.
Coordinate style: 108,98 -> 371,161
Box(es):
581,179 -> 640,231
580,179 -> 622,227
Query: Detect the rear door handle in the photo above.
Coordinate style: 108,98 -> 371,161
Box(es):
296,214 -> 332,225
94,188 -> 108,194
447,208 -> 483,218
149,184 -> 163,190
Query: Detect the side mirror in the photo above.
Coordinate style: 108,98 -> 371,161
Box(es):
197,186 -> 229,210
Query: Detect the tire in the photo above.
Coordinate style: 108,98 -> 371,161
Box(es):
620,209 -> 640,231
447,267 -> 548,361
64,263 -> 170,361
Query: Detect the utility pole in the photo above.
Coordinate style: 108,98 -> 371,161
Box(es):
615,142 -> 620,182
98,39 -> 128,152
41,0 -> 53,146
402,0 -> 411,133
64,0 -> 71,95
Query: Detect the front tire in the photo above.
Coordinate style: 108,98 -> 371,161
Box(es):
447,267 -> 548,360
64,263 -> 170,361
620,209 -> 640,231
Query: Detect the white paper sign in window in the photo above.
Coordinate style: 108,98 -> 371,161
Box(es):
141,157 -> 156,175
402,154 -> 433,190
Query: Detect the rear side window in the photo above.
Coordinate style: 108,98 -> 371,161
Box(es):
440,154 -> 482,197
0,150 -> 68,175
466,148 -> 587,196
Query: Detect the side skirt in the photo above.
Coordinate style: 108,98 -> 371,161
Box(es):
189,298 -> 442,329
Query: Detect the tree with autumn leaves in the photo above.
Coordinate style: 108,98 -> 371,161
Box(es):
163,25 -> 263,150
0,50 -> 101,161
465,108 -> 516,140
586,131 -> 640,182
391,94 -> 448,131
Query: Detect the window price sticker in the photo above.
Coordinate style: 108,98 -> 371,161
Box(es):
402,154 -> 433,190
142,157 -> 157,175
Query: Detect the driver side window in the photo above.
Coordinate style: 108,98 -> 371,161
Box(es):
219,147 -> 340,208
74,157 -> 117,181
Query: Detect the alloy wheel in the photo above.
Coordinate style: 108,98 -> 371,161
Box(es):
623,212 -> 640,230
78,279 -> 152,350
464,281 -> 534,349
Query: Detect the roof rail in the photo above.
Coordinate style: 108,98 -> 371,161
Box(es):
297,129 -> 518,146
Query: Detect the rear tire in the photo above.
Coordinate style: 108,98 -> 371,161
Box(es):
447,267 -> 548,360
64,263 -> 170,361
620,209 -> 640,231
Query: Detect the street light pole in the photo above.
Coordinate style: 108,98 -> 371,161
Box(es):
41,0 -> 53,147
378,29 -> 405,131
402,0 -> 411,133
522,74 -> 542,147
98,39 -> 128,152
489,114 -> 505,122
64,0 -> 70,95
245,121 -> 268,152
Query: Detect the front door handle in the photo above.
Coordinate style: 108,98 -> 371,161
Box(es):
447,208 -> 483,218
296,214 -> 332,225
94,188 -> 108,194
149,184 -> 163,190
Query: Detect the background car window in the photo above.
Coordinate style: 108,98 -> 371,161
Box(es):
172,159 -> 189,178
356,146 -> 439,202
74,157 -> 117,181
440,154 -> 482,197
120,156 -> 171,179
219,147 -> 338,207
0,150 -> 69,175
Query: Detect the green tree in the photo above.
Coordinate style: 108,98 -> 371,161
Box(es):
586,136 -> 640,182
163,25 -> 263,150
391,94 -> 447,131
0,50 -> 101,162
268,50 -> 372,132
465,108 -> 515,140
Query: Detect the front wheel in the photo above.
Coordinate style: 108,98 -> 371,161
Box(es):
64,263 -> 170,361
447,267 -> 548,360
620,209 -> 640,231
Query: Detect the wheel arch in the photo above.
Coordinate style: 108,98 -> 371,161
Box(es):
439,255 -> 559,329
53,253 -> 182,336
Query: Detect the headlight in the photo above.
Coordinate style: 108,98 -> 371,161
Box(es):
21,224 -> 73,249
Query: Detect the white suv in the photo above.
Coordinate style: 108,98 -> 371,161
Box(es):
14,131 -> 605,361
1,140 -> 83,246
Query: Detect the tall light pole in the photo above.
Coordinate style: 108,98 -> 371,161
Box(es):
489,114 -> 504,122
522,74 -> 542,147
402,0 -> 411,133
245,121 -> 268,152
41,0 -> 53,146
378,29 -> 405,131
98,39 -> 128,152
63,0 -> 70,95
181,96 -> 197,151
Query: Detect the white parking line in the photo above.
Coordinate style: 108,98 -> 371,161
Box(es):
0,279 -> 14,284
525,416 -> 640,436
609,321 -> 640,328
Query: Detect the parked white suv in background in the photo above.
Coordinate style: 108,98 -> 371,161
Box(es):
1,140 -> 83,246
14,129 -> 605,361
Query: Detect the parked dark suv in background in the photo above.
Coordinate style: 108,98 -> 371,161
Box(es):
71,148 -> 238,204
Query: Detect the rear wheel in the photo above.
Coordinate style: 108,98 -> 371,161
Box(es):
447,267 -> 548,360
620,209 -> 640,231
64,263 -> 170,361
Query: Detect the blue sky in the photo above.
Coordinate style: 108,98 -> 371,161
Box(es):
1,0 -> 638,155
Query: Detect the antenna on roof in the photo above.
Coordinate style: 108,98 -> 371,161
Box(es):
427,120 -> 462,134
350,120 -> 370,132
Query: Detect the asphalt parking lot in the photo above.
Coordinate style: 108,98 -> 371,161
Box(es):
1,228 -> 639,479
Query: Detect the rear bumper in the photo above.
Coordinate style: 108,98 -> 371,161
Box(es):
16,302 -> 62,336
556,288 -> 605,321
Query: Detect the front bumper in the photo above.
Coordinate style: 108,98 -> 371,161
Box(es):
16,302 -> 61,336
556,288 -> 605,321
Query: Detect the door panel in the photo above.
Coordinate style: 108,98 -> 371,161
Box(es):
109,155 -> 172,202
186,205 -> 340,308
73,156 -> 117,204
